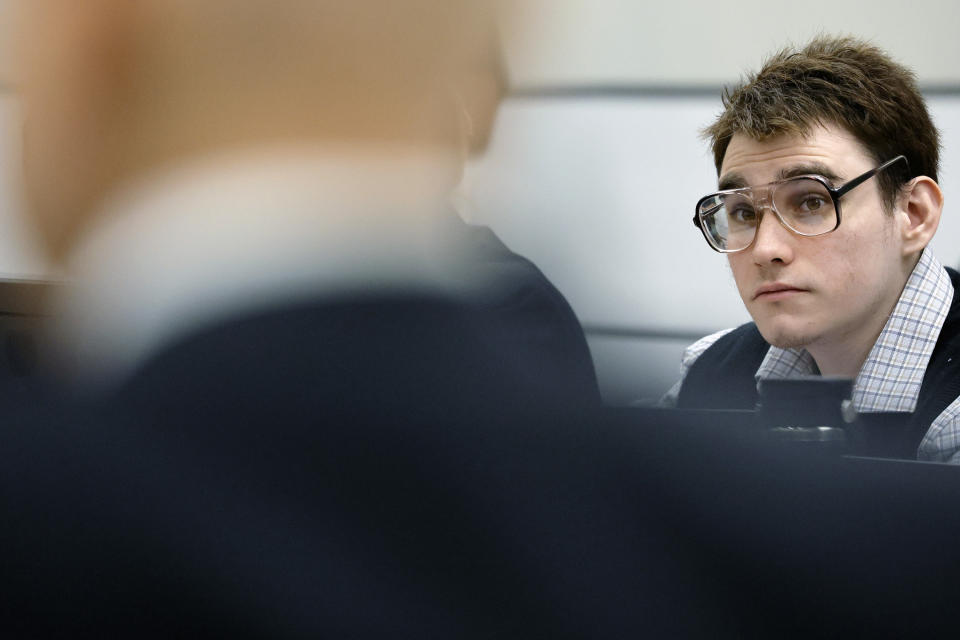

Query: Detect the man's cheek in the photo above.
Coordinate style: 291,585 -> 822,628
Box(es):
728,259 -> 753,306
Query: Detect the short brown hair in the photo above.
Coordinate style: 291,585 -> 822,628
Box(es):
704,35 -> 940,208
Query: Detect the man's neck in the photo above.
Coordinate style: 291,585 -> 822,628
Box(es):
806,327 -> 884,378
806,255 -> 921,378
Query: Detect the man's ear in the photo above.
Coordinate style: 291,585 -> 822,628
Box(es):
899,176 -> 943,256
458,69 -> 505,157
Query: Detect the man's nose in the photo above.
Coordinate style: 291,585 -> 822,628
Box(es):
749,205 -> 795,265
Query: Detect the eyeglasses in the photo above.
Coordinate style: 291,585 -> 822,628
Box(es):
693,155 -> 908,253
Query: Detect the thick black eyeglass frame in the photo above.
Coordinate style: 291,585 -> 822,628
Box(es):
693,154 -> 909,253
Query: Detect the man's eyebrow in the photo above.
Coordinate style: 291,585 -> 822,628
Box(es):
776,163 -> 843,184
717,163 -> 844,192
717,173 -> 748,191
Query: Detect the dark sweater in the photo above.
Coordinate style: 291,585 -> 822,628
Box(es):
677,267 -> 960,458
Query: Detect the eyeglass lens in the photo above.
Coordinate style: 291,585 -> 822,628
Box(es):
699,178 -> 837,251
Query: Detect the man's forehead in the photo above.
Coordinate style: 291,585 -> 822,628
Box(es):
718,125 -> 871,188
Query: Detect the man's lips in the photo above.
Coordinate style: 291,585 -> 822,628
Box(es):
752,283 -> 808,301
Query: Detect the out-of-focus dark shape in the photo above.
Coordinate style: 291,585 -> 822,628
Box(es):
4,397 -> 960,637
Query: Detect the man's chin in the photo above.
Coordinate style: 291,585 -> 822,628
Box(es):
755,323 -> 813,351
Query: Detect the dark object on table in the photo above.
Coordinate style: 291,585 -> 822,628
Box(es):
758,376 -> 854,453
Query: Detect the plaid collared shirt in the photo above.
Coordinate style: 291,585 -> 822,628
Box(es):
663,249 -> 960,463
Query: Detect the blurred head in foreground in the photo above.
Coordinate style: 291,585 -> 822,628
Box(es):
14,0 -> 508,265
694,36 -> 943,373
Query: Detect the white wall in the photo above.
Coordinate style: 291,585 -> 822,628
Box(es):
505,0 -> 960,87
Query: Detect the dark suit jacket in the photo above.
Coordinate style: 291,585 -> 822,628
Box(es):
0,294 -> 695,637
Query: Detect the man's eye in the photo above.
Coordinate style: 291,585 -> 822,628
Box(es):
797,195 -> 828,213
728,206 -> 757,223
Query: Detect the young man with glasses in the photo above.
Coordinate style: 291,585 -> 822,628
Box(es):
665,36 -> 960,462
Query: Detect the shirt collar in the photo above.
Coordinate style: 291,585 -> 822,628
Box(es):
755,249 -> 954,413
